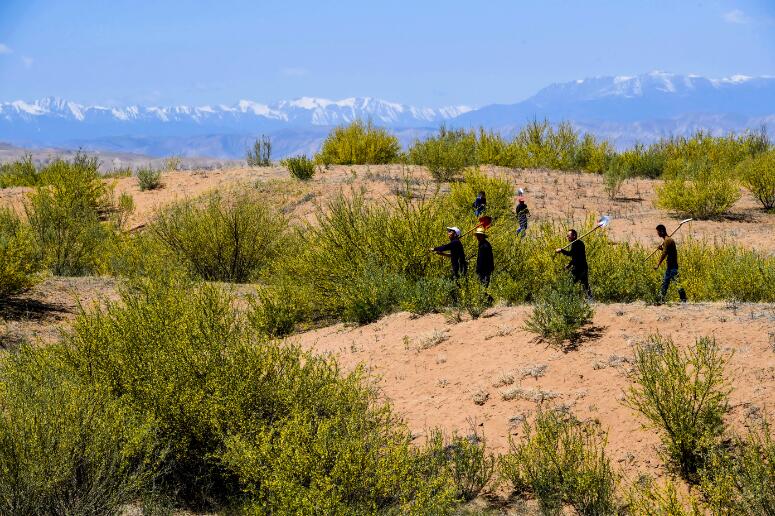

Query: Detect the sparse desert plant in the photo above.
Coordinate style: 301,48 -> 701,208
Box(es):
137,166 -> 163,191
523,275 -> 594,346
603,157 -> 630,199
737,149 -> 775,210
163,155 -> 182,172
282,155 -> 316,180
150,189 -> 287,282
500,408 -> 617,515
656,157 -> 741,218
0,345 -> 162,515
23,153 -> 121,275
424,430 -> 496,502
626,476 -> 702,516
246,135 -> 272,167
316,119 -> 401,165
0,208 -> 42,299
408,126 -> 478,181
700,420 -> 775,514
458,276 -> 491,320
625,335 -> 729,481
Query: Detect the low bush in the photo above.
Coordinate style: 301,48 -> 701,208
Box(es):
0,345 -> 162,514
500,409 -> 618,515
447,168 -> 514,220
656,158 -> 741,219
616,143 -> 667,178
626,476 -> 702,515
246,135 -> 272,167
603,157 -> 629,199
399,276 -> 454,315
625,335 -> 729,481
316,119 -> 401,165
737,149 -> 775,210
0,208 -> 41,299
23,154 -> 126,276
409,126 -> 478,181
61,276 -> 459,512
248,282 -> 309,337
150,189 -> 287,282
282,155 -> 316,180
700,421 -> 775,514
523,275 -> 594,346
0,154 -> 40,188
424,430 -> 496,502
137,166 -> 163,191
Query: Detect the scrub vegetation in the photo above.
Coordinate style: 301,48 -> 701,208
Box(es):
1,143 -> 774,513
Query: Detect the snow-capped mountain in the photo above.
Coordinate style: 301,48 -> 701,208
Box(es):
1,71 -> 773,158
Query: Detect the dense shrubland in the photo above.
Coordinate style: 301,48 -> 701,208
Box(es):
0,208 -> 42,299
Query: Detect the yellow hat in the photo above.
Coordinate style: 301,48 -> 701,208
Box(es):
474,227 -> 487,235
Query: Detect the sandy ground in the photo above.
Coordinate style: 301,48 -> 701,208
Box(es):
298,302 -> 775,482
0,164 -> 773,254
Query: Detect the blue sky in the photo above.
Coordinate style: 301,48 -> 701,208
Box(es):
0,0 -> 773,107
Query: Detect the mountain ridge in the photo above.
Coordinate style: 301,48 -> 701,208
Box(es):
1,71 -> 773,158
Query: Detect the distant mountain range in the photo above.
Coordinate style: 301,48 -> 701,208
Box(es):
1,71 -> 773,160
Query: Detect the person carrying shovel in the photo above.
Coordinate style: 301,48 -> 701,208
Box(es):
474,227 -> 494,286
654,224 -> 687,303
431,226 -> 468,279
555,229 -> 592,298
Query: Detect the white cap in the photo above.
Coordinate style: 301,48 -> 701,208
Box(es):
518,188 -> 525,195
446,226 -> 461,237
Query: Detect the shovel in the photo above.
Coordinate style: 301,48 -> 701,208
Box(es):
557,215 -> 611,252
460,215 -> 493,238
644,218 -> 693,261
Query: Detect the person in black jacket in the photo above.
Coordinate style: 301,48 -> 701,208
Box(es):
472,191 -> 487,217
555,229 -> 591,297
474,227 -> 494,286
431,226 -> 467,279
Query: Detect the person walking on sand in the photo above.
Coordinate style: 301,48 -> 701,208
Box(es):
473,191 -> 487,217
555,229 -> 592,298
654,224 -> 687,303
474,227 -> 494,286
431,226 -> 468,279
515,195 -> 530,238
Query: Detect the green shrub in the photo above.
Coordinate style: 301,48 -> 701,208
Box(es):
399,276 -> 454,315
316,119 -> 401,165
523,275 -> 594,346
409,126 -> 478,181
574,133 -> 613,174
63,276 -> 459,512
656,158 -> 741,219
458,276 -> 491,320
248,282 -> 308,337
0,208 -> 42,299
603,157 -> 629,199
246,135 -> 272,167
625,335 -> 729,480
737,149 -> 775,210
617,143 -> 668,179
424,430 -> 496,502
0,154 -> 41,188
137,166 -> 163,191
0,345 -> 162,515
340,262 -> 408,324
500,409 -> 617,515
23,154 -> 123,276
150,189 -> 287,282
626,476 -> 702,515
700,421 -> 775,514
282,155 -> 316,180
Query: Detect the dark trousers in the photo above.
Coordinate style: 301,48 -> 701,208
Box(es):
660,268 -> 687,302
572,269 -> 592,298
477,273 -> 490,287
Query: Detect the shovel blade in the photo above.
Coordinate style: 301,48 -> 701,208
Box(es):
478,215 -> 493,229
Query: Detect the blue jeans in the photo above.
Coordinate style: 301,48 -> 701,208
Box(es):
516,223 -> 528,238
661,268 -> 686,301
